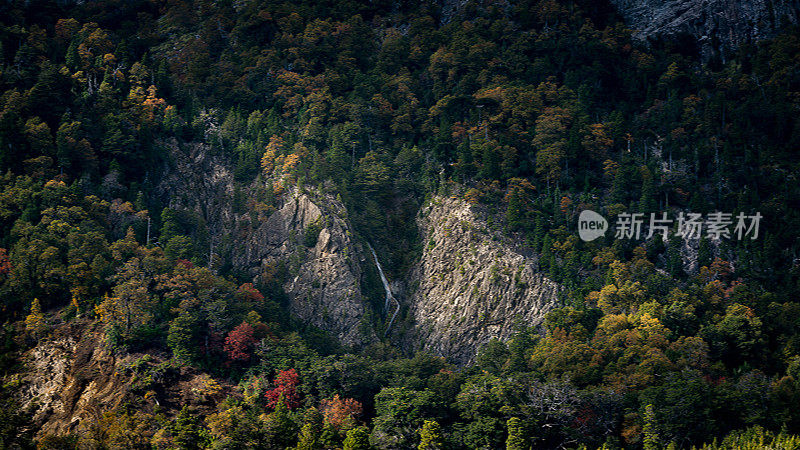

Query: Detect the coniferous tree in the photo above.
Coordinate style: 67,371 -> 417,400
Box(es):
505,417 -> 526,450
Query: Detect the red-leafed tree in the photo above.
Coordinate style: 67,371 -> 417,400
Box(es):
320,394 -> 363,429
237,283 -> 265,304
223,322 -> 256,361
0,248 -> 10,275
265,369 -> 301,409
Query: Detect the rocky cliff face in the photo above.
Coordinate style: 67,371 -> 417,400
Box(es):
152,140 -> 562,358
407,196 -> 561,365
155,140 -> 373,347
610,0 -> 800,58
17,320 -> 232,440
232,190 -> 374,347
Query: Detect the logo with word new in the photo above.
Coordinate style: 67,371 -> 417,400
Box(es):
577,210 -> 762,242
578,210 -> 608,242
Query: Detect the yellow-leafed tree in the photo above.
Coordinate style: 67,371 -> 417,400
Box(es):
25,298 -> 47,338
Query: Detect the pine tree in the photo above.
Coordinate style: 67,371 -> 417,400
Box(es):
534,107 -> 572,189
642,404 -> 659,450
297,407 -> 323,450
65,40 -> 78,69
479,143 -> 501,180
455,141 -> 474,181
505,417 -> 526,450
508,331 -> 532,374
667,235 -> 684,276
297,423 -> 321,450
167,312 -> 199,362
173,406 -> 204,450
639,167 -> 656,213
532,213 -> 544,249
611,163 -> 627,205
267,396 -> 299,449
506,189 -> 524,231
540,234 -> 553,272
160,208 -> 182,244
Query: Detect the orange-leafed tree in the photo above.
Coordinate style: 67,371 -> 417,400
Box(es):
320,394 -> 363,430
261,135 -> 286,177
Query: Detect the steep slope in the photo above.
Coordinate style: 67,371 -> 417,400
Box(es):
233,190 -> 374,347
408,195 -> 561,364
610,0 -> 800,58
17,320 -> 233,440
155,140 -> 374,347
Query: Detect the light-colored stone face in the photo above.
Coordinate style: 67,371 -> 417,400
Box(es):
609,0 -> 799,60
244,191 -> 375,348
20,329 -> 238,439
408,195 -> 561,365
21,338 -> 77,428
153,140 -> 559,361
21,334 -> 130,439
156,140 -> 374,348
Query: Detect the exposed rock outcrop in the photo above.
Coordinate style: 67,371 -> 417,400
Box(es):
610,0 -> 800,58
233,191 -> 374,347
152,140 -> 561,356
18,321 -> 232,439
408,195 -> 561,364
155,140 -> 373,347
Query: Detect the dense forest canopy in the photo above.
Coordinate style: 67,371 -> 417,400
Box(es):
1,0 -> 800,448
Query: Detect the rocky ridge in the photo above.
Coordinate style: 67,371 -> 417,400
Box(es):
610,0 -> 800,59
408,195 -> 561,364
154,140 -> 562,359
16,320 -> 232,440
233,190 -> 373,347
155,140 -> 374,347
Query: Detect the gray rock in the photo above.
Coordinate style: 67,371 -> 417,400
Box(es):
610,0 -> 800,59
236,189 -> 374,347
155,139 -> 374,348
407,195 -> 561,365
153,140 -> 560,357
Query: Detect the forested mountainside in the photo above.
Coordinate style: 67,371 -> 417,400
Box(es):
2,0 -> 800,448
